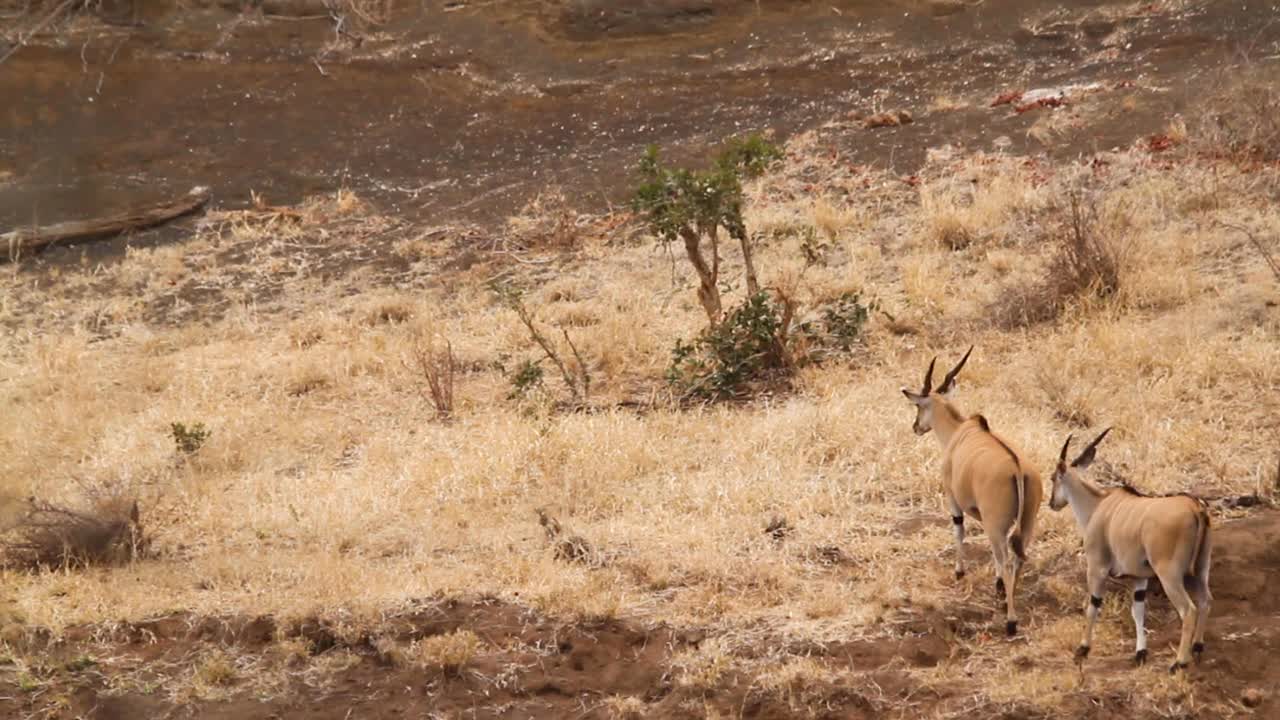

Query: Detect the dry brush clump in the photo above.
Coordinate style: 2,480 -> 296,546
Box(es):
403,327 -> 457,420
990,189 -> 1137,329
1,493 -> 146,571
1195,60 -> 1280,163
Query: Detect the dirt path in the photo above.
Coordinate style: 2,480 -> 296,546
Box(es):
3,0 -> 1272,239
4,509 -> 1278,719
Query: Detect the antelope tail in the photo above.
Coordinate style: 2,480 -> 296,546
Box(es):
1007,465 -> 1027,561
1184,506 -> 1212,591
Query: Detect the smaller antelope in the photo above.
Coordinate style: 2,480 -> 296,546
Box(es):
901,347 -> 1042,636
1050,429 -> 1212,672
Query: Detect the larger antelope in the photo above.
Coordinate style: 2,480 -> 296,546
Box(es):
901,348 -> 1042,636
1050,429 -> 1213,672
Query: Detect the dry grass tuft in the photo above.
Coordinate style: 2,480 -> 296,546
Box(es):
604,695 -> 648,719
372,635 -> 408,667
410,629 -> 481,674
537,509 -> 598,565
917,157 -> 1048,250
751,656 -> 841,710
194,652 -> 238,689
506,190 -> 584,252
364,299 -> 414,326
672,638 -> 733,690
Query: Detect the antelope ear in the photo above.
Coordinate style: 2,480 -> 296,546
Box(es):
901,387 -> 925,404
1072,427 -> 1112,469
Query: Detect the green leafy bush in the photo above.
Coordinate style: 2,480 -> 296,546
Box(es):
667,292 -> 790,400
507,360 -> 545,400
820,292 -> 876,351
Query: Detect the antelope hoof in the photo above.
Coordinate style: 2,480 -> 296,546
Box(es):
955,569 -> 965,580
1133,649 -> 1148,666
1005,620 -> 1018,637
1074,645 -> 1091,662
1169,661 -> 1189,674
995,578 -> 1006,596
1192,642 -> 1205,661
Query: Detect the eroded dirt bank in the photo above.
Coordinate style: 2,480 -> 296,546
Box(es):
4,0 -> 1275,235
4,510 -> 1279,719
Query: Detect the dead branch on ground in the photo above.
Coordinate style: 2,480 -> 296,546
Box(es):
3,186 -> 210,262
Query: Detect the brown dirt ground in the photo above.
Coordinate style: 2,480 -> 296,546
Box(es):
5,0 -> 1277,238
3,509 -> 1277,719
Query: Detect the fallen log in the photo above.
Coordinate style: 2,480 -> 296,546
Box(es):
2,186 -> 211,262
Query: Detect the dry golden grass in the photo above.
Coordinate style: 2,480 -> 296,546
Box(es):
1,130 -> 1278,713
409,628 -> 481,673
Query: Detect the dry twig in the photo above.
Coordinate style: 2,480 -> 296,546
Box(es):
404,331 -> 456,420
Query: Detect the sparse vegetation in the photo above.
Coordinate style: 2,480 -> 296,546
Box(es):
170,421 -> 210,456
497,285 -> 591,404
818,291 -> 875,351
194,652 -> 238,688
507,358 -> 546,401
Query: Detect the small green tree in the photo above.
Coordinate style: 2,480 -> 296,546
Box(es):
632,134 -> 782,326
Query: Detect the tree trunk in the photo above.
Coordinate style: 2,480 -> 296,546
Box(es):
736,228 -> 760,297
680,226 -> 721,325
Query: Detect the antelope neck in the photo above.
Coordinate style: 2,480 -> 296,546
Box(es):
1061,470 -> 1106,531
929,396 -> 967,449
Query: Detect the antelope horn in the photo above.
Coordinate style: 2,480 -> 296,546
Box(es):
921,356 -> 937,395
937,345 -> 973,394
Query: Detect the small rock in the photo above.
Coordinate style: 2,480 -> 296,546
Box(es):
863,110 -> 913,129
1241,688 -> 1266,708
